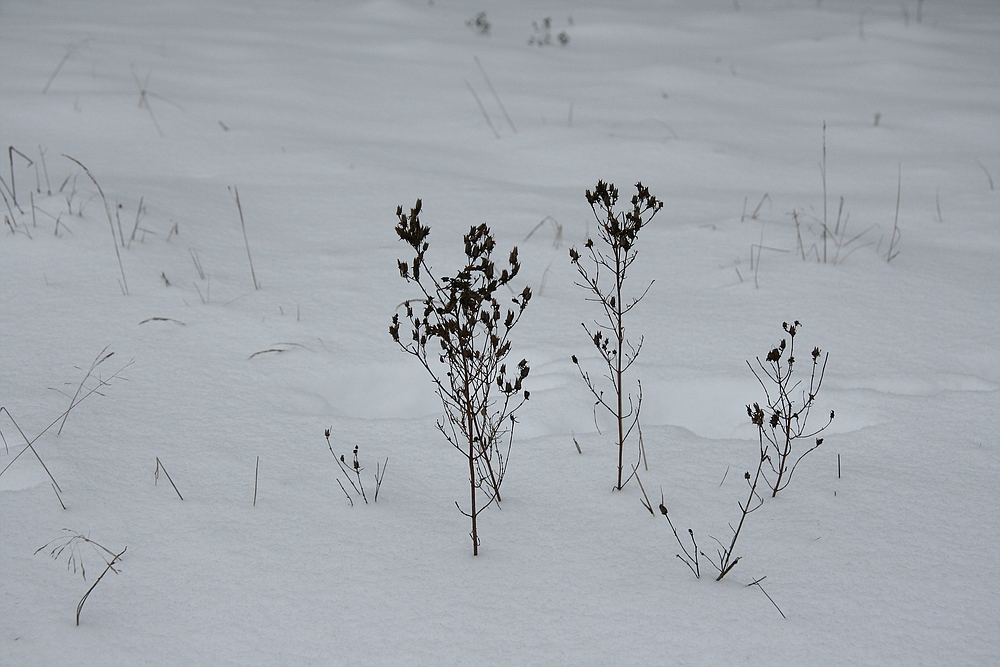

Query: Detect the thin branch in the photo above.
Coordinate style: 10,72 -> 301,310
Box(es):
464,79 -> 501,139
887,163 -> 902,263
58,346 -> 113,435
43,39 -> 87,93
474,56 -> 516,133
253,456 -> 259,506
76,547 -> 126,626
229,186 -> 259,290
747,576 -> 786,619
62,156 -> 128,294
154,457 -> 184,500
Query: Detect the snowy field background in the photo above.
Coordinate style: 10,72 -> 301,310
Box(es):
1,0 -> 998,664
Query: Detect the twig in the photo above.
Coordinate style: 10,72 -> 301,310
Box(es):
189,248 -> 205,279
43,40 -> 87,93
154,457 -> 184,500
193,278 -> 210,304
127,196 -> 144,248
821,121 -> 828,264
887,163 -> 902,263
1,357 -> 127,504
247,342 -> 308,360
474,56 -> 516,133
464,79 -> 501,139
9,146 -> 32,211
657,492 -> 700,579
1,188 -> 20,235
976,160 -> 994,191
337,478 -> 354,507
229,186 -> 259,289
1,358 -> 131,486
39,145 -> 52,195
749,193 -> 770,220
0,360 -> 125,495
253,456 -> 259,506
134,69 -> 163,137
51,483 -> 67,510
374,458 -> 388,502
523,215 -> 561,245
139,317 -> 185,325
58,346 -> 114,435
638,422 -> 648,471
63,155 -> 129,294
635,471 -> 655,515
77,547 -> 126,626
747,576 -> 786,619
131,66 -> 183,138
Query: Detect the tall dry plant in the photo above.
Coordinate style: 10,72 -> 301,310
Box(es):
391,199 -> 531,555
569,181 -> 662,490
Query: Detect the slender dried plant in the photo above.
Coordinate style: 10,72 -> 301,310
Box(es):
658,321 -> 833,585
569,181 -> 662,490
391,199 -> 531,555
36,530 -> 126,626
747,321 -> 834,497
324,429 -> 387,506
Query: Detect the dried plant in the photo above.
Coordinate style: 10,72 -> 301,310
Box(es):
228,185 -> 259,290
62,156 -> 129,294
657,403 -> 769,582
324,429 -> 387,505
466,11 -> 490,35
154,457 -> 184,500
747,321 -> 833,497
658,320 -> 834,584
391,199 -> 531,555
36,530 -> 127,626
1,348 -> 132,508
705,403 -> 770,581
528,17 -> 570,46
569,181 -> 662,490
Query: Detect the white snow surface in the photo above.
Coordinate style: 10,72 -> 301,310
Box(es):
1,0 -> 998,664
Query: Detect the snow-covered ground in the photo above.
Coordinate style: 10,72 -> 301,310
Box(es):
1,1 -> 997,664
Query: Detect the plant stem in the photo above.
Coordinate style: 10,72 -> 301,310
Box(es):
76,547 -> 126,626
467,408 -> 478,556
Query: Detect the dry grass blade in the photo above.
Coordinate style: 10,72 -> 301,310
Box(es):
58,345 -> 114,436
887,164 -> 902,263
139,317 -> 186,326
42,39 -> 87,93
126,196 -> 144,248
1,406 -> 64,495
154,457 -> 184,500
35,529 -> 128,623
247,342 -> 309,360
464,79 -> 500,139
8,146 -> 32,211
76,547 -> 126,626
253,456 -> 259,506
1,355 -> 132,501
747,576 -> 786,619
474,55 -> 516,133
62,155 -> 129,294
229,185 -> 259,290
977,160 -> 995,191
